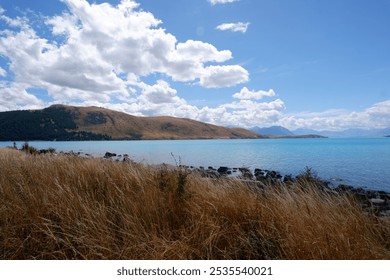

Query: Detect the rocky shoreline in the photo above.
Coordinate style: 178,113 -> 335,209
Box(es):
188,165 -> 390,217
94,150 -> 390,218
36,148 -> 390,218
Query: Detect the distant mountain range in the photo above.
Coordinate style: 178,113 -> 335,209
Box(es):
251,126 -> 390,138
0,105 -> 260,141
292,127 -> 390,138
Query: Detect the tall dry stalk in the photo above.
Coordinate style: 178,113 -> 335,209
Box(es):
0,148 -> 389,259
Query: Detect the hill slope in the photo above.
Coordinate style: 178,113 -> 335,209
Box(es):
0,105 -> 260,141
250,126 -> 326,138
251,125 -> 294,136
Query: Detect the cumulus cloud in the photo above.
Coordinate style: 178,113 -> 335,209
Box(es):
0,82 -> 44,111
0,8 -> 29,29
196,98 -> 285,128
200,65 -> 249,88
279,100 -> 390,131
216,22 -> 250,33
139,80 -> 178,104
208,0 -> 240,5
0,0 -> 249,104
233,87 -> 275,100
0,67 -> 6,77
175,40 -> 232,63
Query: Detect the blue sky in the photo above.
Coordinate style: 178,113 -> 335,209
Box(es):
0,0 -> 389,130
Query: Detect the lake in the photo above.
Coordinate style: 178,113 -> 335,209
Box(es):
1,138 -> 390,191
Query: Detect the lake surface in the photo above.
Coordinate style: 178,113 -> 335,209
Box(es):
1,138 -> 390,191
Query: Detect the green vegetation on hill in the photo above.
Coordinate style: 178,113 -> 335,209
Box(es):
0,106 -> 110,141
0,104 -> 260,141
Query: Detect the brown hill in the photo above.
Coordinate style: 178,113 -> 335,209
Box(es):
67,104 -> 260,140
0,104 -> 260,141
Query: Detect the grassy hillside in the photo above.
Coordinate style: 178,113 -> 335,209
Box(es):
69,104 -> 260,139
1,147 -> 389,260
0,104 -> 260,141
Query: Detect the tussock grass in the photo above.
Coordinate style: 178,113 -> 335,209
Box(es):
0,148 -> 389,259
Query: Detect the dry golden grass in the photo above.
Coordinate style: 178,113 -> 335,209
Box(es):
65,104 -> 260,139
0,148 -> 389,259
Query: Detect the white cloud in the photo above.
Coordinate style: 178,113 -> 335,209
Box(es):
216,22 -> 250,33
0,67 -> 6,77
196,98 -> 286,128
167,40 -> 233,82
279,100 -> 390,131
200,65 -> 249,88
0,8 -> 29,29
0,82 -> 44,111
233,87 -> 275,100
208,0 -> 240,5
0,0 -> 249,105
175,40 -> 232,63
45,12 -> 80,36
139,80 -> 178,104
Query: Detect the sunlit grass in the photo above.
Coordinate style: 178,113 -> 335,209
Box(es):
0,148 -> 389,259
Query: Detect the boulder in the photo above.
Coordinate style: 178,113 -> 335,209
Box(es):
217,166 -> 229,174
104,152 -> 117,158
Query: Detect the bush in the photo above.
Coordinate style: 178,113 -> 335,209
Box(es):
297,166 -> 322,184
21,142 -> 39,155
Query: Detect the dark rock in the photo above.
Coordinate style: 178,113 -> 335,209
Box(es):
283,174 -> 294,183
335,184 -> 354,192
239,167 -> 250,173
254,169 -> 264,176
217,166 -> 229,174
104,152 -> 117,158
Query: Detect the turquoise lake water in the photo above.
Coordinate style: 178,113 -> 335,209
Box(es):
1,138 -> 390,191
